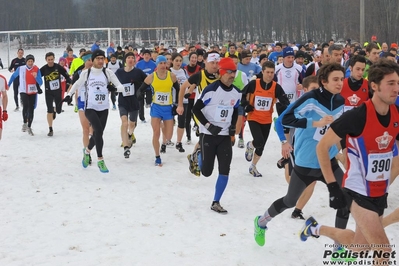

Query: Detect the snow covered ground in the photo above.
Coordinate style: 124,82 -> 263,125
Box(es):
0,48 -> 398,266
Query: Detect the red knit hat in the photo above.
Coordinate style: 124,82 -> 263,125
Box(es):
218,57 -> 237,76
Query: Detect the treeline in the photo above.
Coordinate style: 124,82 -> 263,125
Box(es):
1,0 -> 399,44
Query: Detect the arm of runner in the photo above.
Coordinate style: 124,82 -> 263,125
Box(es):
7,69 -> 19,87
192,99 -> 209,126
316,127 -> 342,184
176,80 -> 193,115
68,70 -> 87,96
107,69 -> 124,92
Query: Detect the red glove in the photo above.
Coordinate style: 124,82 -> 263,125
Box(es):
2,110 -> 8,121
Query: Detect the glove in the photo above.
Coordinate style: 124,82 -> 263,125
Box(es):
37,87 -> 43,94
184,93 -> 191,99
62,95 -> 72,105
107,83 -> 117,92
206,123 -> 222,136
2,110 -> 8,121
327,182 -> 347,209
229,125 -> 236,136
137,89 -> 145,101
245,105 -> 254,112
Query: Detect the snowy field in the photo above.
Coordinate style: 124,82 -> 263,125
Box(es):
0,48 -> 398,266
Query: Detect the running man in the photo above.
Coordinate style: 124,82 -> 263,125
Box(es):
40,52 -> 72,136
302,58 -> 399,265
192,57 -> 241,213
8,54 -> 43,136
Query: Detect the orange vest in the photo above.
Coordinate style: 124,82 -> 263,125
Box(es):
247,79 -> 276,124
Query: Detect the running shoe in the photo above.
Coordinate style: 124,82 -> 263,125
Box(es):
27,127 -> 34,136
238,138 -> 244,148
176,142 -> 185,153
98,160 -> 109,173
22,123 -> 28,132
211,201 -> 227,214
299,216 -> 319,242
245,141 -> 254,162
249,165 -> 262,177
155,156 -> 162,166
160,144 -> 166,153
254,216 -> 267,246
82,149 -> 91,168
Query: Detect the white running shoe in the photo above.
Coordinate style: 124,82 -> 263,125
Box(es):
249,165 -> 262,177
22,123 -> 28,132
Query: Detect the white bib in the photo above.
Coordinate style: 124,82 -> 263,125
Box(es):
313,124 -> 330,141
49,80 -> 60,90
366,151 -> 392,182
28,84 -> 37,93
154,91 -> 169,105
254,96 -> 272,111
122,83 -> 135,97
214,105 -> 233,122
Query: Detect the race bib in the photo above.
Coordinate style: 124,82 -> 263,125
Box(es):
49,80 -> 60,90
366,151 -> 392,181
214,105 -> 233,122
154,92 -> 169,105
254,96 -> 272,111
287,93 -> 295,102
94,92 -> 106,103
122,83 -> 135,97
313,124 -> 330,141
28,84 -> 37,93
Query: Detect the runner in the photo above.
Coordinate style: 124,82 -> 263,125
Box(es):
242,61 -> 290,177
253,63 -> 347,247
40,52 -> 72,136
176,51 -> 220,176
192,57 -> 241,214
114,52 -> 147,158
0,74 -> 8,140
170,53 -> 189,152
137,55 -> 180,166
8,49 -> 25,111
303,58 -> 399,265
63,49 -> 124,173
8,54 -> 43,136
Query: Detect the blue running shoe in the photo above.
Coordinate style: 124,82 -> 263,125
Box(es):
300,216 -> 320,242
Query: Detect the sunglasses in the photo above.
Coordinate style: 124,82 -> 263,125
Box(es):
221,69 -> 237,74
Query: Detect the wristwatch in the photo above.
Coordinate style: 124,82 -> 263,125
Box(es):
281,140 -> 288,144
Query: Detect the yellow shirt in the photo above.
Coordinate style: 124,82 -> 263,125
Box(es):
151,71 -> 173,105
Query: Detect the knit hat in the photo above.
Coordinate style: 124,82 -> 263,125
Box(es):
156,55 -> 167,66
295,51 -> 306,59
25,54 -> 35,62
259,54 -> 267,62
218,57 -> 237,76
58,57 -> 67,64
142,49 -> 151,56
283,47 -> 294,58
91,49 -> 105,61
391,43 -> 398,49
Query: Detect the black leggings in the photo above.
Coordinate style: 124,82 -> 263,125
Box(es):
248,121 -> 272,157
13,79 -> 20,107
184,99 -> 195,139
45,89 -> 62,114
85,109 -> 109,158
20,93 -> 36,127
268,159 -> 344,217
200,134 -> 232,177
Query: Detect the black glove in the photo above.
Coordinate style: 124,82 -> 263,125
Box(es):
37,87 -> 43,94
327,182 -> 347,209
206,123 -> 222,136
184,93 -> 191,99
229,125 -> 236,136
107,83 -> 117,92
245,105 -> 254,112
137,89 -> 145,101
62,95 -> 72,105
